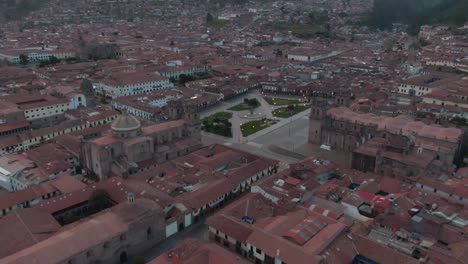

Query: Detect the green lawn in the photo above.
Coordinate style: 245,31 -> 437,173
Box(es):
202,112 -> 233,122
241,119 -> 278,137
264,97 -> 301,106
228,98 -> 260,111
202,112 -> 233,137
272,22 -> 332,39
207,19 -> 230,29
272,105 -> 308,118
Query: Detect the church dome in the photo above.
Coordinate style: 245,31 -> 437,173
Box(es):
111,112 -> 141,132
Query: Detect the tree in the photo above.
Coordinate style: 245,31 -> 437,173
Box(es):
49,55 -> 60,64
19,54 -> 28,65
80,79 -> 94,94
275,49 -> 283,57
38,55 -> 62,67
88,189 -> 111,210
246,99 -> 259,107
309,10 -> 329,25
366,0 -> 468,34
178,74 -> 196,85
206,13 -> 214,23
132,256 -> 147,264
80,42 -> 119,61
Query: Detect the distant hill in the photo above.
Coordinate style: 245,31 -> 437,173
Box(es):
366,0 -> 468,34
0,0 -> 51,22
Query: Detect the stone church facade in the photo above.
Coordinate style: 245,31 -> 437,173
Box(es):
309,94 -> 463,177
82,101 -> 202,180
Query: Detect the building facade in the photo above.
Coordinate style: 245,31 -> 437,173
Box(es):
309,98 -> 463,177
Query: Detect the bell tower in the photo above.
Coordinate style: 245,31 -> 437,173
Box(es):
334,90 -> 352,107
183,103 -> 201,139
167,100 -> 184,120
309,96 -> 330,145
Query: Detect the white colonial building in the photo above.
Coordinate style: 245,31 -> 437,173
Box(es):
0,48 -> 75,64
93,72 -> 174,99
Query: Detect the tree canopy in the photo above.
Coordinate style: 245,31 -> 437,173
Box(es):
206,13 -> 214,23
0,0 -> 51,22
19,54 -> 28,65
366,0 -> 468,34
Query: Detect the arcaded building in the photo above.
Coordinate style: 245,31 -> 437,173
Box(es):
81,102 -> 201,180
309,100 -> 463,177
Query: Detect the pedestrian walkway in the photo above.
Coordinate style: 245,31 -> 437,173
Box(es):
268,145 -> 307,160
246,109 -> 311,141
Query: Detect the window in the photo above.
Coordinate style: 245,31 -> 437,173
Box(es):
255,248 -> 262,254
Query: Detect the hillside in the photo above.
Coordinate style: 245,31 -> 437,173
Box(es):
366,0 -> 468,33
0,0 -> 51,22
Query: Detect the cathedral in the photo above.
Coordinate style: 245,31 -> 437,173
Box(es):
308,94 -> 463,177
81,101 -> 202,180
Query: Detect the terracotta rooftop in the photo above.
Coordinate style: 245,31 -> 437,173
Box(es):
150,239 -> 250,264
1,199 -> 161,264
0,208 -> 61,259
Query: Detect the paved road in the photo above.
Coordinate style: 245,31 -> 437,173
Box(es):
246,109 -> 310,142
232,111 -> 242,142
252,112 -> 310,151
202,132 -> 299,164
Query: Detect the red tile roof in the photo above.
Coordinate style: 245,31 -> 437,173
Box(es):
0,208 -> 61,259
283,216 -> 327,245
354,235 -> 419,264
0,122 -> 29,133
150,239 -> 251,264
